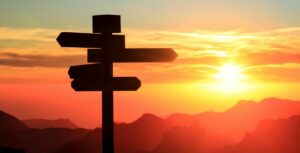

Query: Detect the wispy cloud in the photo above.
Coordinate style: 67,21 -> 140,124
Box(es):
0,27 -> 59,42
1,27 -> 300,83
0,52 -> 85,67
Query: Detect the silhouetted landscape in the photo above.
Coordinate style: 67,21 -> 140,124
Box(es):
1,97 -> 300,153
1,1 -> 300,153
0,111 -> 89,153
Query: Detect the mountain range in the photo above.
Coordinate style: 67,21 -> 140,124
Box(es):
215,115 -> 300,153
1,97 -> 300,153
0,111 -> 27,131
165,97 -> 300,141
0,111 -> 89,153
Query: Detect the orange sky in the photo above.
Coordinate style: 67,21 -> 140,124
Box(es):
1,27 -> 300,128
1,0 -> 300,128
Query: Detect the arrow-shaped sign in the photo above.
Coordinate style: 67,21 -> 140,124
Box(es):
57,32 -> 125,48
87,48 -> 178,62
71,77 -> 141,91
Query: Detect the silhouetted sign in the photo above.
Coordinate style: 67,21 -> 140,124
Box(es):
69,64 -> 101,79
56,14 -> 177,153
87,48 -> 177,62
71,77 -> 141,91
57,32 -> 125,48
69,64 -> 141,91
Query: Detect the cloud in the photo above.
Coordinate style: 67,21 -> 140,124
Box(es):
240,51 -> 300,66
0,52 -> 85,68
1,27 -> 300,83
0,27 -> 86,50
245,64 -> 300,83
0,27 -> 60,41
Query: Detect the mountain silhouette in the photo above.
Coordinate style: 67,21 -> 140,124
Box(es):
0,128 -> 90,153
0,110 -> 90,153
22,119 -> 78,129
54,98 -> 300,153
166,97 -> 300,141
215,115 -> 300,153
0,110 -> 27,131
147,123 -> 234,153
2,97 -> 300,153
54,113 -> 172,153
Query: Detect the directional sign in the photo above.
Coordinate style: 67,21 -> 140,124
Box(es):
57,32 -> 125,48
87,48 -> 178,63
71,77 -> 141,91
68,64 -> 101,79
68,64 -> 141,91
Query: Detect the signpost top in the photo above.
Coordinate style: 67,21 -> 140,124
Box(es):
93,15 -> 121,33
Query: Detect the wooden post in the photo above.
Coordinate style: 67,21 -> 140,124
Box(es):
101,33 -> 114,153
102,83 -> 114,153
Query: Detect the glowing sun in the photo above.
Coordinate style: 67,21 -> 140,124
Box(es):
213,63 -> 248,93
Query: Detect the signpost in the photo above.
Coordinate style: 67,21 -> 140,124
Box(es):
57,14 -> 177,153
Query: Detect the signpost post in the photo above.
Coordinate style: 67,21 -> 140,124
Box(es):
57,14 -> 177,153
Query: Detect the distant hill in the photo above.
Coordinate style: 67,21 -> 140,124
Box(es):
148,123 -> 234,153
215,115 -> 300,153
0,128 -> 90,153
144,98 -> 300,153
54,113 -> 172,153
166,97 -> 300,141
54,97 -> 300,153
0,110 -> 90,153
22,119 -> 78,129
0,110 -> 27,131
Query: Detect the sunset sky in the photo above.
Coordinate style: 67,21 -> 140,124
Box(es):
1,0 -> 300,128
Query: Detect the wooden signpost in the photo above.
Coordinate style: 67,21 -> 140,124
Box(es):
57,14 -> 177,153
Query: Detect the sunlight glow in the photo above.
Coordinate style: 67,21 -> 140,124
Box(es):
214,63 -> 245,82
212,63 -> 248,93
